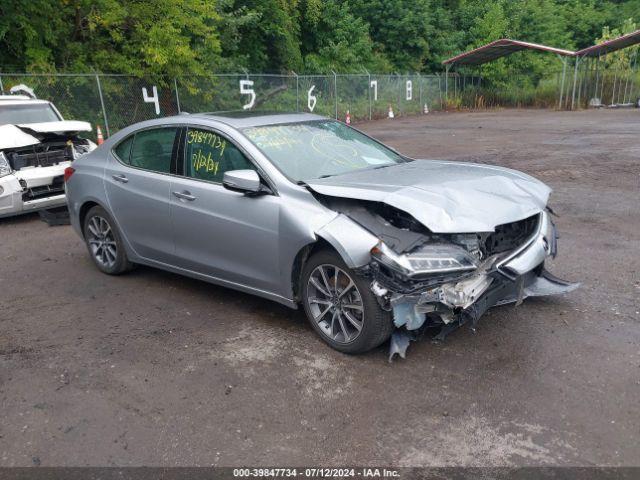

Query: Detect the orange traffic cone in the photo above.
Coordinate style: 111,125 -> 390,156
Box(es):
388,105 -> 395,118
345,110 -> 351,125
96,125 -> 104,145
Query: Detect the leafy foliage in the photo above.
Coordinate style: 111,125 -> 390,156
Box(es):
0,0 -> 638,85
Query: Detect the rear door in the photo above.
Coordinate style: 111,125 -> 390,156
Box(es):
169,126 -> 281,293
104,126 -> 179,262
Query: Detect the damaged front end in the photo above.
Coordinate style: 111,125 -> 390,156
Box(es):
0,123 -> 94,217
321,198 -> 579,360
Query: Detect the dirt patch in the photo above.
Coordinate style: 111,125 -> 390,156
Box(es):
0,109 -> 638,466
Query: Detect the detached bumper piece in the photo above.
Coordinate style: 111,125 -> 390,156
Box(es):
38,206 -> 70,226
387,268 -> 579,362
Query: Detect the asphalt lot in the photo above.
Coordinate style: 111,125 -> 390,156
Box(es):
1,109 -> 639,467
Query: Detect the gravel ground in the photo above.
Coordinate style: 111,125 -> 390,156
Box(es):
0,109 -> 638,467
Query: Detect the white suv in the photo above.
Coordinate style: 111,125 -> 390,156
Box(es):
0,93 -> 96,218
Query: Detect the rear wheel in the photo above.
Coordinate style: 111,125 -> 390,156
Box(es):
301,249 -> 393,354
83,205 -> 133,275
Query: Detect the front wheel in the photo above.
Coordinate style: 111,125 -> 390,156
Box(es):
83,205 -> 133,275
301,249 -> 393,354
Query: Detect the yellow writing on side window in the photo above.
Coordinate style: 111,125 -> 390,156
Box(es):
192,149 -> 220,175
187,129 -> 226,157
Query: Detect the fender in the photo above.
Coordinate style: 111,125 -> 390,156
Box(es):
315,214 -> 379,268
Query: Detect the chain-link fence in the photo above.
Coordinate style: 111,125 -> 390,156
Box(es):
3,69 -> 629,141
0,72 -> 447,140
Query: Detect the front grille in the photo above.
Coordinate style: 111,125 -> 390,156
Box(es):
22,176 -> 65,201
484,214 -> 540,255
7,142 -> 73,170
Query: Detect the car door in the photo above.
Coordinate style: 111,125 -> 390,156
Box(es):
104,126 -> 179,262
170,126 -> 281,294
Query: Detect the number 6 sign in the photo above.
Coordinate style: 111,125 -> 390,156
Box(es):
308,85 -> 317,112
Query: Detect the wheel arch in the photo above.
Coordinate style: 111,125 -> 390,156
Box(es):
290,238 -> 335,304
78,200 -> 103,237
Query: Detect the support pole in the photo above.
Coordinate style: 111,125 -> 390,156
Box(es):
593,54 -> 601,105
571,56 -> 580,110
95,74 -> 110,137
558,56 -> 567,109
577,57 -> 585,107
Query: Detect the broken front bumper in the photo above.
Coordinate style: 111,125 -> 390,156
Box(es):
380,211 -> 579,359
0,164 -> 68,218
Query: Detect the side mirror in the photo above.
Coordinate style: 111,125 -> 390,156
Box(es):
223,169 -> 262,194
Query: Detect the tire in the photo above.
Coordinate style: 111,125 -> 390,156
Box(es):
83,205 -> 133,275
301,249 -> 393,354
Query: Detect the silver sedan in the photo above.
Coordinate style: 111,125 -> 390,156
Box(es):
64,112 -> 578,355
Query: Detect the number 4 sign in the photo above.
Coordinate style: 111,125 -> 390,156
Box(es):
142,86 -> 160,115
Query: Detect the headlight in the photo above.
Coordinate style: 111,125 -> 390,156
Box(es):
371,242 -> 477,276
0,152 -> 12,177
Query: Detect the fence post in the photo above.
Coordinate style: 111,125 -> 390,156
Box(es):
0,72 -> 4,93
292,71 -> 299,112
331,70 -> 338,119
445,65 -> 450,100
95,74 -> 110,137
174,78 -> 181,114
364,68 -> 372,121
417,72 -> 422,113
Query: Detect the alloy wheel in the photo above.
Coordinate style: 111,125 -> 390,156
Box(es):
86,215 -> 117,269
306,264 -> 365,344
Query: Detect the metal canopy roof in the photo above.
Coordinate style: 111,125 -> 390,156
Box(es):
442,39 -> 575,66
575,29 -> 640,57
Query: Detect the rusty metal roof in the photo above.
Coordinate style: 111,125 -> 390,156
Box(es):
442,39 -> 575,66
576,29 -> 640,57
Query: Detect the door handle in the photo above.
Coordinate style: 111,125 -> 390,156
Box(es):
172,190 -> 196,201
112,174 -> 129,183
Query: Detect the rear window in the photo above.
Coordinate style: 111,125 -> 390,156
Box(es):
113,136 -> 133,163
0,103 -> 61,124
128,127 -> 178,174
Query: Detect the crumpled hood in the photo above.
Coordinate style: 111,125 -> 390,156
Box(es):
17,120 -> 92,134
307,159 -> 551,233
0,121 -> 93,150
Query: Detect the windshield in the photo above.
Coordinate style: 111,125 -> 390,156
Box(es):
0,103 -> 61,124
242,120 -> 406,182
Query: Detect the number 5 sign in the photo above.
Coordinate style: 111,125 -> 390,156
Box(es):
240,80 -> 256,110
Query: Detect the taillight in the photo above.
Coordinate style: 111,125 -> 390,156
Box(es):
64,167 -> 76,182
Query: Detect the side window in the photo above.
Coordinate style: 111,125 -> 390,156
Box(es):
113,135 -> 133,164
184,127 -> 254,183
129,127 -> 178,174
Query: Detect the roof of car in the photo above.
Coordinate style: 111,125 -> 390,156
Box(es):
187,111 -> 326,128
0,95 -> 51,105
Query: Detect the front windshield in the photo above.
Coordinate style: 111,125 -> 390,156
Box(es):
242,120 -> 406,182
0,103 -> 61,125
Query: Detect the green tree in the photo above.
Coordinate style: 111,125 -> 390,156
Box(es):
348,0 -> 433,71
301,0 -> 390,72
